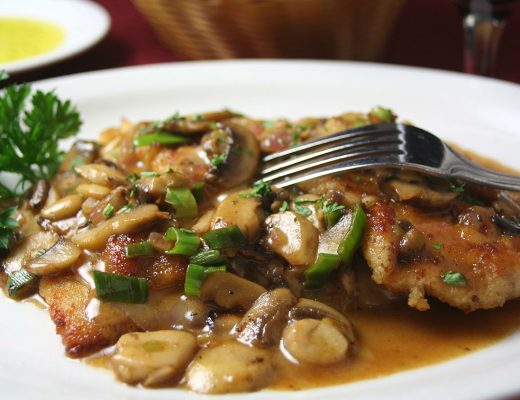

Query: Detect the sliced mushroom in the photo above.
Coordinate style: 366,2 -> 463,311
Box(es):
29,180 -> 50,211
282,317 -> 349,365
384,178 -> 458,209
2,231 -> 59,275
84,186 -> 127,225
288,298 -> 355,343
159,110 -> 236,135
234,288 -> 297,347
185,342 -> 273,394
40,194 -> 84,221
201,125 -> 234,167
134,171 -> 188,202
75,183 -> 111,200
292,194 -> 325,231
211,191 -> 263,241
264,211 -> 319,267
72,204 -> 163,250
115,291 -> 209,331
399,227 -> 426,261
74,163 -> 127,187
111,330 -> 197,387
59,140 -> 98,173
203,122 -> 260,189
25,238 -> 82,276
200,272 -> 266,310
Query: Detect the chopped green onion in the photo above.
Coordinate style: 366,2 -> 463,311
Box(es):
442,271 -> 467,287
191,181 -> 205,202
93,271 -> 148,303
7,269 -> 38,297
203,225 -> 246,249
184,263 -> 227,296
102,203 -> 115,218
304,253 -> 341,290
293,198 -> 318,205
133,132 -> 190,147
118,204 -> 134,214
338,204 -> 367,265
165,227 -> 201,255
165,187 -> 198,219
140,171 -> 160,177
279,200 -> 289,212
189,249 -> 228,266
125,242 -> 155,258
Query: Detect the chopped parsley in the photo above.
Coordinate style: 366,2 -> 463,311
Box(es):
370,106 -> 394,123
322,201 -> 345,214
191,113 -> 203,121
0,76 -> 82,198
442,271 -> 467,287
240,181 -> 273,199
432,242 -> 442,250
211,153 -> 227,167
449,180 -> 465,193
0,207 -> 19,250
294,205 -> 312,217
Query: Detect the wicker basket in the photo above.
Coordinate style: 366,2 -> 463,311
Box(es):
132,0 -> 406,60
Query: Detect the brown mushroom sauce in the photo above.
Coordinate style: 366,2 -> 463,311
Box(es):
2,109 -> 520,393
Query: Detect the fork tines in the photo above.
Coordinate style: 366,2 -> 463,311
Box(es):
259,124 -> 404,187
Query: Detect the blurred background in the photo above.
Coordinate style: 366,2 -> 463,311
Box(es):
8,0 -> 520,84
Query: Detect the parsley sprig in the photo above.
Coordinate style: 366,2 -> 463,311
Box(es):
0,78 -> 82,198
0,207 -> 19,250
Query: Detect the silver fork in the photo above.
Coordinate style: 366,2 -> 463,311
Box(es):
259,123 -> 520,191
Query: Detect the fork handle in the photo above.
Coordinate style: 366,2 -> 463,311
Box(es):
450,156 -> 520,192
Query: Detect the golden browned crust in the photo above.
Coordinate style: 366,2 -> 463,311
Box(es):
39,273 -> 140,357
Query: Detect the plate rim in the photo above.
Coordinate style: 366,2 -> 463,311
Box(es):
4,59 -> 520,400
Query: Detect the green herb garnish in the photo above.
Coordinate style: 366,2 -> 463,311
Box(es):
240,180 -> 273,199
93,271 -> 148,304
0,207 -> 19,250
279,201 -> 289,212
102,203 -> 115,219
294,205 -> 312,217
442,271 -> 467,287
432,242 -> 442,251
211,153 -> 226,167
0,78 -> 82,198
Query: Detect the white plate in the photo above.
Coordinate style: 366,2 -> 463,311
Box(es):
2,60 -> 520,400
0,0 -> 110,74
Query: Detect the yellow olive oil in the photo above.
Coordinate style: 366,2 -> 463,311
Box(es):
0,18 -> 65,63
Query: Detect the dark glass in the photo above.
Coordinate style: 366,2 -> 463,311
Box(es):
452,0 -> 519,76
